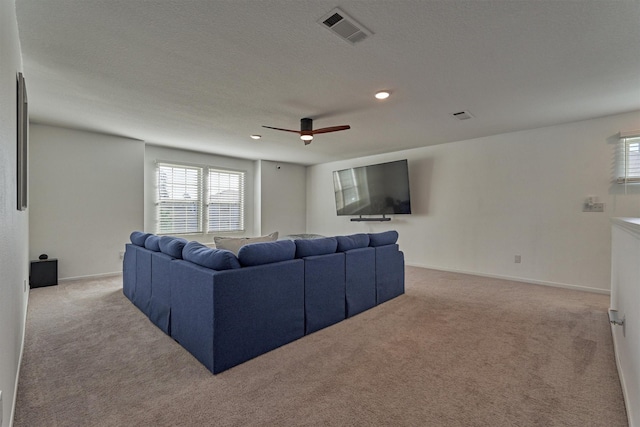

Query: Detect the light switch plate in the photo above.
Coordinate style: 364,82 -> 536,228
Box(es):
583,203 -> 604,212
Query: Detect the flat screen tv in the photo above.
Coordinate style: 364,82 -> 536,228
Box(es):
333,159 -> 412,216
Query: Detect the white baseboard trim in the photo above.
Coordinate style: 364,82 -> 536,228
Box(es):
406,262 -> 610,295
59,271 -> 122,283
10,287 -> 29,427
610,324 -> 635,427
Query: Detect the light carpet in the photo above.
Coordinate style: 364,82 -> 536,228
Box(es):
14,266 -> 627,426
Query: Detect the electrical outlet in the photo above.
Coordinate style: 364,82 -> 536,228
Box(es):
515,255 -> 521,264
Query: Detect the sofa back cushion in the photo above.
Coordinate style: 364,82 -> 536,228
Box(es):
144,235 -> 161,252
238,240 -> 295,267
336,234 -> 370,252
182,241 -> 240,270
130,231 -> 152,247
159,236 -> 188,259
214,231 -> 278,255
295,237 -> 338,258
368,230 -> 399,247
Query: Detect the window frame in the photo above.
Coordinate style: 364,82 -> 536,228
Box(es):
155,161 -> 246,235
617,133 -> 640,184
156,163 -> 203,235
206,168 -> 246,233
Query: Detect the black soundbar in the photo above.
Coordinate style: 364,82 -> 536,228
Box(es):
350,215 -> 391,222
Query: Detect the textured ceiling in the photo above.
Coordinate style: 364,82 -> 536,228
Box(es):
15,0 -> 640,165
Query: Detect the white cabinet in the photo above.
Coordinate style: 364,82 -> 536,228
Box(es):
611,218 -> 640,426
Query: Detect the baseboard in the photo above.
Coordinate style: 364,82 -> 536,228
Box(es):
610,324 -> 635,427
59,271 -> 122,283
406,262 -> 610,295
10,286 -> 29,427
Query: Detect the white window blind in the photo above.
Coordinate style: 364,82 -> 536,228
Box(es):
207,169 -> 245,232
157,164 -> 203,234
616,133 -> 640,184
155,162 -> 245,235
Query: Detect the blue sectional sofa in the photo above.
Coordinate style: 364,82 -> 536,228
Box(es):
123,230 -> 404,374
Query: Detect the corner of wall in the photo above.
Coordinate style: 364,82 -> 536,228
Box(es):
254,160 -> 262,236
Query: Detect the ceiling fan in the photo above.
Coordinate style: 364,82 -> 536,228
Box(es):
262,118 -> 350,145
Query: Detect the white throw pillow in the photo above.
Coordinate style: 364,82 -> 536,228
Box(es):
213,231 -> 278,255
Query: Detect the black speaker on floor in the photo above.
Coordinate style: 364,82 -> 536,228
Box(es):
30,259 -> 58,288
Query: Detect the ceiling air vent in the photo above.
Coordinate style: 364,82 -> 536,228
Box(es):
452,111 -> 474,121
318,8 -> 372,44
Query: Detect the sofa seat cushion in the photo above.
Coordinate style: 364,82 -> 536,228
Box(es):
130,231 -> 153,247
144,235 -> 161,252
159,236 -> 188,259
368,230 -> 399,247
182,241 -> 240,271
238,240 -> 295,267
214,231 -> 278,255
336,233 -> 370,252
295,237 -> 338,258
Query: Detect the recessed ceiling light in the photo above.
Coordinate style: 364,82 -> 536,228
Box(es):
375,91 -> 390,100
250,134 -> 261,139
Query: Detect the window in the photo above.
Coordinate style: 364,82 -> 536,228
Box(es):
157,164 -> 202,234
156,163 -> 245,234
616,134 -> 640,184
207,169 -> 245,232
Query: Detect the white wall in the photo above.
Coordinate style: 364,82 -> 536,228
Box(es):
0,2 -> 29,426
144,145 -> 257,243
256,160 -> 306,237
307,111 -> 640,293
29,124 -> 144,279
28,139 -> 303,283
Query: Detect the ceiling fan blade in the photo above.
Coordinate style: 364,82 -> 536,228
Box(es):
311,125 -> 351,135
262,125 -> 301,134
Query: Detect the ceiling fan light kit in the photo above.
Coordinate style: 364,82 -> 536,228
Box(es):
375,90 -> 390,100
262,117 -> 350,145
